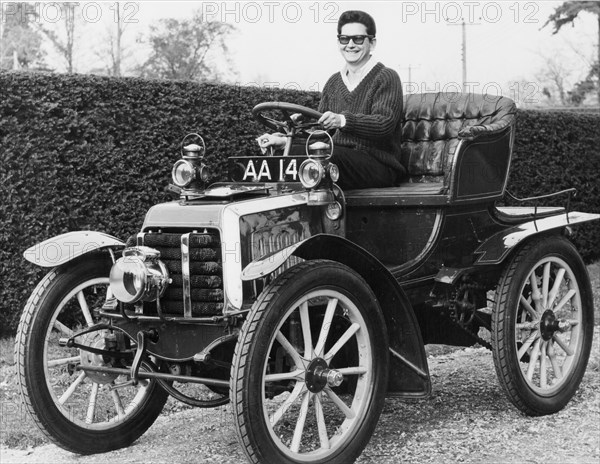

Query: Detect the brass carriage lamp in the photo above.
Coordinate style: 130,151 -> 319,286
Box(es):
299,132 -> 342,219
171,133 -> 210,192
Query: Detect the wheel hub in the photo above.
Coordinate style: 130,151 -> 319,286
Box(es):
79,332 -> 118,383
539,310 -> 561,341
305,358 -> 343,393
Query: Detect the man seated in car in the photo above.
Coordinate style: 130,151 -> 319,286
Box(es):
258,10 -> 405,190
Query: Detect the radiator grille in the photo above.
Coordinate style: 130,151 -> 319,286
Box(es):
142,231 -> 224,316
250,223 -> 308,281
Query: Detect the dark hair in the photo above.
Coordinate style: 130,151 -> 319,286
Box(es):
337,10 -> 376,36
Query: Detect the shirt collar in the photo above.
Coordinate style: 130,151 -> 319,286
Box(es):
340,55 -> 378,91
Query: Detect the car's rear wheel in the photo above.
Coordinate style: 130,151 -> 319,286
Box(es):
491,236 -> 593,415
15,255 -> 168,454
230,260 -> 389,463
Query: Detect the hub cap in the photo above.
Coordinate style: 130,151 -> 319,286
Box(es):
305,358 -> 343,393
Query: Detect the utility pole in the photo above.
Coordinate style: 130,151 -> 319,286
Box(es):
399,63 -> 421,88
461,20 -> 466,85
447,19 -> 480,89
0,8 -> 4,69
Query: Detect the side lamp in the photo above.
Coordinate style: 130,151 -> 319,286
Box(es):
171,133 -> 210,195
299,131 -> 341,212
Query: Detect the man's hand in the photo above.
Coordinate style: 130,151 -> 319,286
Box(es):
256,133 -> 286,154
318,111 -> 344,130
257,133 -> 286,149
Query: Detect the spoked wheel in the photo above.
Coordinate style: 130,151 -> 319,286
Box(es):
491,236 -> 594,415
231,260 -> 389,464
15,255 -> 168,454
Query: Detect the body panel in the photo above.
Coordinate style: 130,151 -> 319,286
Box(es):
23,231 -> 125,267
474,211 -> 600,265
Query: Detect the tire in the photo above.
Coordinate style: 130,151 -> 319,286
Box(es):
230,260 -> 389,464
15,254 -> 168,454
491,236 -> 593,416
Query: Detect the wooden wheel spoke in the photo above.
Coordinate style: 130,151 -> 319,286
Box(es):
269,382 -> 305,427
553,289 -> 577,314
518,330 -> 540,360
299,302 -> 313,359
48,355 -> 81,368
324,387 -> 355,419
265,369 -> 304,383
539,341 -> 548,388
526,338 -> 542,381
58,371 -> 87,405
314,298 -> 338,357
276,331 -> 304,368
110,389 -> 126,418
541,262 -> 551,308
290,391 -> 311,453
54,320 -> 74,338
324,323 -> 360,363
552,333 -> 574,356
516,321 -> 538,331
77,291 -> 94,327
85,382 -> 99,424
336,366 -> 367,376
529,273 -> 542,311
519,295 -> 539,319
547,268 -> 565,309
547,341 -> 563,380
314,393 -> 330,450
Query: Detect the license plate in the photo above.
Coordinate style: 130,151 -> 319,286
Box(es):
229,156 -> 306,183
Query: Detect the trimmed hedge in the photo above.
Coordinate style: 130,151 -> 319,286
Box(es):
509,110 -> 600,263
0,71 -> 319,336
1,72 -> 598,336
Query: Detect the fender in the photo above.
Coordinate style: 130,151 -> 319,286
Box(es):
243,233 -> 431,398
23,231 -> 125,268
474,211 -> 600,266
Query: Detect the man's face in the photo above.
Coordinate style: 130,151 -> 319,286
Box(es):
338,22 -> 375,68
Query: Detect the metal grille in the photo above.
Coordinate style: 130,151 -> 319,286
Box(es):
142,231 -> 224,316
250,224 -> 307,280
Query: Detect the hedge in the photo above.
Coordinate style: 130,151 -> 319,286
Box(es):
1,71 -> 598,336
509,110 -> 600,263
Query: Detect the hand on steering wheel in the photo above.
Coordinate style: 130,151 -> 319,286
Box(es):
318,111 -> 344,130
252,102 -> 325,138
256,133 -> 286,155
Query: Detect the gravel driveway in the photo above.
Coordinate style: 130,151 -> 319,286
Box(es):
2,328 -> 599,464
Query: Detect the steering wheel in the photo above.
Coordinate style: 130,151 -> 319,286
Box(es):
252,102 -> 323,138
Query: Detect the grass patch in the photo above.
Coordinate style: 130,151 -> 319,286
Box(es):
1,263 -> 599,450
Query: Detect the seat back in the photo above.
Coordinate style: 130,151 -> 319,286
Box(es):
400,93 -> 517,184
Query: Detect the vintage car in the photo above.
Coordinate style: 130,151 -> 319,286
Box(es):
16,93 -> 599,463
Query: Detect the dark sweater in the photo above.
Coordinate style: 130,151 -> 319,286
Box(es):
318,62 -> 405,174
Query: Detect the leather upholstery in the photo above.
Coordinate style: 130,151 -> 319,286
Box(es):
400,93 -> 517,184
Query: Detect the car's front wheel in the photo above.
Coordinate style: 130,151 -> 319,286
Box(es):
230,260 -> 389,463
15,255 -> 168,454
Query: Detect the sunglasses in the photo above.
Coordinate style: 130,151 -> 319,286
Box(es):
337,35 -> 374,45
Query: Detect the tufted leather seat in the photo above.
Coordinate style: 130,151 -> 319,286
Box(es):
346,92 -> 517,204
401,92 -> 516,185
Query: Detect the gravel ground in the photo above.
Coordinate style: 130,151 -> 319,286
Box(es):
2,327 -> 599,464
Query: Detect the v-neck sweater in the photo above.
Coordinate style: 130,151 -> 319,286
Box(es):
318,62 -> 405,174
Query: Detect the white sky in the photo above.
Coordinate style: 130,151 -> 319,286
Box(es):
4,1 -> 598,106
